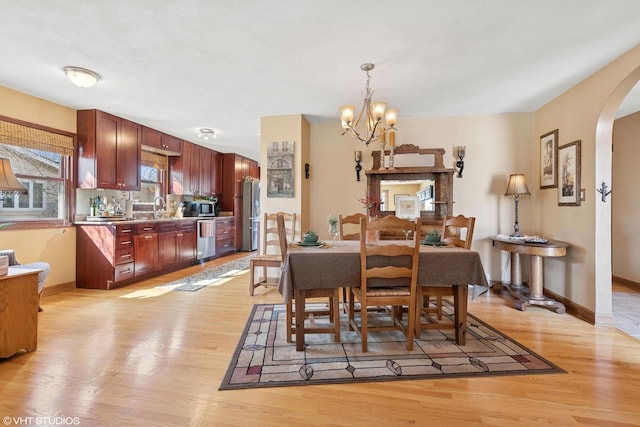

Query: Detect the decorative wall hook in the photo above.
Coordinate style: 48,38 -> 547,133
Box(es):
354,151 -> 362,181
597,181 -> 612,202
455,146 -> 465,178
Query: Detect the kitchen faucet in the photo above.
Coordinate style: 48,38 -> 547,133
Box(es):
153,196 -> 166,219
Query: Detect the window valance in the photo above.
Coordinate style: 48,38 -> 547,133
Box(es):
0,119 -> 74,156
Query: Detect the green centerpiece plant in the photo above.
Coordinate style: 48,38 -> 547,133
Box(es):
302,230 -> 319,243
425,230 -> 441,243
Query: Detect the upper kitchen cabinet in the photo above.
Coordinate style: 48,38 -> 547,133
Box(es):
77,109 -> 142,190
169,140 -> 222,196
221,153 -> 259,209
141,127 -> 182,155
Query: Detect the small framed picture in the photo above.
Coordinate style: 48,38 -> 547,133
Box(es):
395,195 -> 420,219
540,129 -> 558,189
558,140 -> 581,206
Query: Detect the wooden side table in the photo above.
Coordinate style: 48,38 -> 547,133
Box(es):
491,236 -> 569,314
0,267 -> 40,358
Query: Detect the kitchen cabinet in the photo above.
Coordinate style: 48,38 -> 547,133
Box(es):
141,126 -> 182,155
158,220 -> 196,268
134,223 -> 158,277
169,140 -> 222,196
77,109 -> 141,190
76,219 -> 202,290
215,217 -> 236,256
76,223 -> 135,290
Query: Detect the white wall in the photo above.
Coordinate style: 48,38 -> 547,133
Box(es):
308,113 -> 535,284
612,111 -> 640,282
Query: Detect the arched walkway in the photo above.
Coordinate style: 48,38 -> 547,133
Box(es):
594,66 -> 640,325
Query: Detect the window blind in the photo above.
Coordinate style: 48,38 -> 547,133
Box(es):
0,119 -> 74,156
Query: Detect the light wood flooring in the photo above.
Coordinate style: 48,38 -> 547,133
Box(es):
1,253 -> 640,426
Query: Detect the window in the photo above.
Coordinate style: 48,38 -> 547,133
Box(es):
139,150 -> 167,203
0,117 -> 74,225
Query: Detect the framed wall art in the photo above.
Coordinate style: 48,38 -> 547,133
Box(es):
395,195 -> 420,219
540,129 -> 558,189
266,140 -> 295,198
558,139 -> 581,206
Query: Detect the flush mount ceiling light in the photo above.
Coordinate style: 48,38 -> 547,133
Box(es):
340,63 -> 398,146
63,66 -> 100,88
197,128 -> 217,141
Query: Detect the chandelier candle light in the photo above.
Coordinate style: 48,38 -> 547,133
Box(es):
340,63 -> 398,146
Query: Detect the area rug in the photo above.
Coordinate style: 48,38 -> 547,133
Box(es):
157,254 -> 254,292
220,302 -> 565,390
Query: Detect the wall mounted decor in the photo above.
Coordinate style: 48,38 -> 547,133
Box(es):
558,140 -> 581,206
267,141 -> 295,198
540,129 -> 558,189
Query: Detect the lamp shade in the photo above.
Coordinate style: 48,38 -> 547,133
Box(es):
504,174 -> 530,196
0,158 -> 27,194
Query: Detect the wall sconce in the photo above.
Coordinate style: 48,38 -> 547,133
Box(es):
354,151 -> 362,181
304,163 -> 310,179
455,146 -> 466,178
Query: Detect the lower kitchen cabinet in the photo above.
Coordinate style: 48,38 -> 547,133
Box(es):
76,223 -> 136,290
215,217 -> 236,256
76,218 -> 229,290
158,220 -> 196,269
134,223 -> 158,277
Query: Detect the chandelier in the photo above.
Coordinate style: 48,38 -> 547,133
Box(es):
340,63 -> 398,146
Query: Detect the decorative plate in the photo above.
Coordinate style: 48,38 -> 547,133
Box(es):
297,241 -> 325,247
421,241 -> 447,246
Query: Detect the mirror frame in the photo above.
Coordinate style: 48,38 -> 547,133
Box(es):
366,145 -> 455,225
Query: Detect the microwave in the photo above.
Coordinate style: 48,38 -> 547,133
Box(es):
177,201 -> 217,217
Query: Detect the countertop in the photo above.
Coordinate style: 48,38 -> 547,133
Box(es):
74,216 -> 232,226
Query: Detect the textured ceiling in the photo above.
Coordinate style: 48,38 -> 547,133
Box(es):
1,0 -> 640,161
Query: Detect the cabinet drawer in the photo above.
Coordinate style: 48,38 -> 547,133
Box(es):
179,220 -> 196,230
216,237 -> 235,254
136,223 -> 157,234
116,225 -> 134,236
116,235 -> 134,249
216,217 -> 235,227
159,222 -> 178,232
114,262 -> 134,282
115,247 -> 134,265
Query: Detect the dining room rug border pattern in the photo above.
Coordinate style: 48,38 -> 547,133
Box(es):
219,302 -> 566,390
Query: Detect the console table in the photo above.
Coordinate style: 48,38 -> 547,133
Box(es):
0,267 -> 40,358
491,236 -> 569,314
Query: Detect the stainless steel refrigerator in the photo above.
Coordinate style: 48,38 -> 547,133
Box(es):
241,181 -> 260,251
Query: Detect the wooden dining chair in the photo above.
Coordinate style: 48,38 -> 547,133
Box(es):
339,213 -> 367,240
249,212 -> 296,295
337,212 -> 367,312
281,215 -> 341,343
348,215 -> 421,352
416,214 -> 475,337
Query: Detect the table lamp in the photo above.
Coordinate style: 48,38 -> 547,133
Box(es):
0,158 -> 27,195
504,174 -> 530,237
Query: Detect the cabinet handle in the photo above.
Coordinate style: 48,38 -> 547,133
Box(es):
120,254 -> 131,259
144,235 -> 154,239
143,227 -> 153,231
121,240 -> 132,246
121,229 -> 132,234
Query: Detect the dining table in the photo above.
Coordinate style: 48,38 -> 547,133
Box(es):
278,239 -> 489,351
